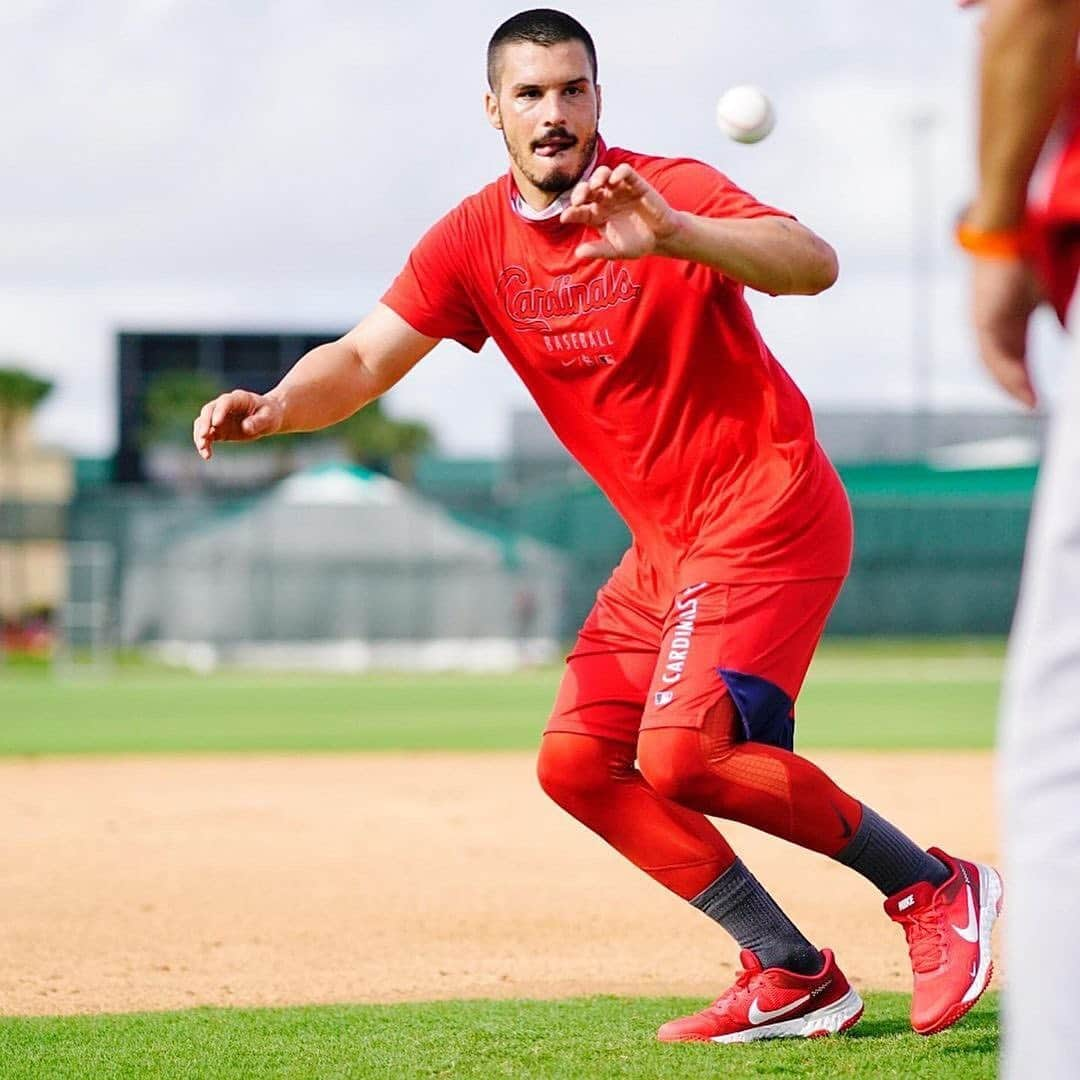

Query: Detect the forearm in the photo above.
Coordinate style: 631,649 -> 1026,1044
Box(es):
969,0 -> 1080,230
266,338 -> 379,434
656,213 -> 838,295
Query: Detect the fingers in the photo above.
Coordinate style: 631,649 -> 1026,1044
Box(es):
210,389 -> 250,430
560,202 -> 606,227
608,162 -> 639,189
570,170 -> 604,207
193,390 -> 266,460
193,400 -> 217,460
570,164 -> 643,208
592,163 -> 638,193
969,259 -> 1040,409
241,402 -> 276,438
981,346 -> 1037,409
588,165 -> 613,192
568,165 -> 613,206
563,165 -> 657,260
975,324 -> 1037,408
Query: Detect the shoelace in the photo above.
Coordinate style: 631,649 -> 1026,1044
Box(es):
897,908 -> 949,973
706,966 -> 760,1016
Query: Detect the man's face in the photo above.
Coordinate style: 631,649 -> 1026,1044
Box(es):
485,40 -> 601,198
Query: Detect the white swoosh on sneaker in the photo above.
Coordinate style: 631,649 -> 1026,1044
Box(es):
747,992 -> 812,1026
953,885 -> 979,943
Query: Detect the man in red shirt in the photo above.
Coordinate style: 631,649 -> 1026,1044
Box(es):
193,9 -> 1000,1044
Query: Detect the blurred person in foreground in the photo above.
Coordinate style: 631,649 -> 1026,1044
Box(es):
956,1 -> 1080,1076
194,9 -> 1001,1045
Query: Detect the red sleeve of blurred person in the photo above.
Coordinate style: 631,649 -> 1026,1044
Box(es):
1027,78 -> 1080,324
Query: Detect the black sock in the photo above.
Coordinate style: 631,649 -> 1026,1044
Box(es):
691,858 -> 823,975
834,805 -> 950,897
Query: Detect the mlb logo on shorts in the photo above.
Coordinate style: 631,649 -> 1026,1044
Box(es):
654,689 -> 675,708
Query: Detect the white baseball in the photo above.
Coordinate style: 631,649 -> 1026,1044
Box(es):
715,85 -> 775,144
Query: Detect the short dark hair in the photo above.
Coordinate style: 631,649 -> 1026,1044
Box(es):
487,9 -> 597,90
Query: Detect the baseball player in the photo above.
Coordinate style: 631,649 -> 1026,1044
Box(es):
194,9 -> 1002,1043
956,0 -> 1080,1075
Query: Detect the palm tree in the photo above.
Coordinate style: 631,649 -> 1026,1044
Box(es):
336,399 -> 433,482
141,369 -> 223,448
0,367 -> 54,631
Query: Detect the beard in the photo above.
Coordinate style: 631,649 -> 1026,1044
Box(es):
506,127 -> 598,194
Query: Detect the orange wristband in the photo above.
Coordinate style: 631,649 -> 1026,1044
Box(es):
955,220 -> 1027,260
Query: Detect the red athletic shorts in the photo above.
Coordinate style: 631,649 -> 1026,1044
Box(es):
546,553 -> 844,750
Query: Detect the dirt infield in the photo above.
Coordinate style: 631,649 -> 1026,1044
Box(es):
0,751 -> 998,1017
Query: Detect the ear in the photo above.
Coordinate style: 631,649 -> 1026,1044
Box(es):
595,83 -> 602,124
484,90 -> 502,131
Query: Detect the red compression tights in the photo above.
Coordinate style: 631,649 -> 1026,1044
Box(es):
537,699 -> 864,901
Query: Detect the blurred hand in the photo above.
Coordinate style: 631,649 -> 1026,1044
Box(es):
970,257 -> 1043,409
193,389 -> 284,460
559,163 -> 682,259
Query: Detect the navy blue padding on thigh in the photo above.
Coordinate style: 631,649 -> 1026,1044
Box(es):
717,669 -> 795,751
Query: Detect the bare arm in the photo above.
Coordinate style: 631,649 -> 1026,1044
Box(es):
959,0 -> 1080,408
559,163 -> 838,295
657,214 -> 838,295
967,0 -> 1080,231
193,304 -> 438,459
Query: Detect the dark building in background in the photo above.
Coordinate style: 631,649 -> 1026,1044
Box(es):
115,330 -> 340,483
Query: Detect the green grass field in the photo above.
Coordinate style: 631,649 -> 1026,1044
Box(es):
0,638 -> 1003,755
0,993 -> 998,1080
0,639 -> 1002,1078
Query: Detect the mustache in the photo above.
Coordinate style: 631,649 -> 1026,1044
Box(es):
531,128 -> 577,150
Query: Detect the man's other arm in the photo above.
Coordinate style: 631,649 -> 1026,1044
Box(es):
960,0 -> 1080,407
193,304 -> 439,460
560,163 -> 837,296
658,214 -> 838,296
967,0 -> 1080,231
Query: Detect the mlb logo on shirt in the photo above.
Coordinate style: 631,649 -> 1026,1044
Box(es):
654,690 -> 675,708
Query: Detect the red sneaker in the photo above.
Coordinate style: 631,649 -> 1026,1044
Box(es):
885,847 -> 1003,1036
656,948 -> 863,1044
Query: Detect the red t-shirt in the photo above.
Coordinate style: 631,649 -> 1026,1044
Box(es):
382,140 -> 852,593
1029,82 -> 1080,324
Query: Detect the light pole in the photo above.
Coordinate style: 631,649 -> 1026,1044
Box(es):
909,106 -> 938,460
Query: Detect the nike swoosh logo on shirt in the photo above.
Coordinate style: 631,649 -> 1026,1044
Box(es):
747,992 -> 812,1026
953,885 -> 979,943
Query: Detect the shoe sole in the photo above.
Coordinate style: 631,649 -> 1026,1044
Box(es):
704,989 -> 865,1045
916,862 -> 1004,1037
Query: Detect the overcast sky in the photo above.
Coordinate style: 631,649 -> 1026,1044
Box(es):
1,0 -> 1069,457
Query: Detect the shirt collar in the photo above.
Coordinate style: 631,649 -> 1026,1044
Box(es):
510,142 -> 601,222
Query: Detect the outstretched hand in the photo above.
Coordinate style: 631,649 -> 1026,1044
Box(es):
193,389 -> 284,460
560,163 -> 682,260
